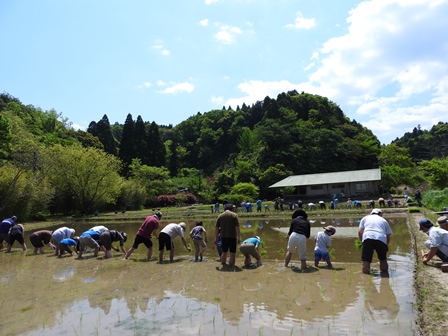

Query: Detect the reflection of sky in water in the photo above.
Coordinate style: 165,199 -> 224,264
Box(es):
52,266 -> 76,282
6,216 -> 414,336
1,272 -> 15,283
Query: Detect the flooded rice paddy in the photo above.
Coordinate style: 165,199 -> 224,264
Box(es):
1,215 -> 416,335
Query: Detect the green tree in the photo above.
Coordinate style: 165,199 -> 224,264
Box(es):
129,159 -> 174,197
146,121 -> 166,167
87,115 -> 117,155
378,144 -> 414,167
230,182 -> 259,200
44,144 -> 123,214
119,114 -> 136,176
418,157 -> 448,189
134,115 -> 149,164
116,179 -> 147,211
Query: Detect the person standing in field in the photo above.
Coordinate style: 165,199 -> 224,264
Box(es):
358,208 -> 392,274
125,211 -> 162,261
190,221 -> 207,262
29,230 -> 55,254
158,222 -> 191,263
314,226 -> 336,269
285,209 -> 311,270
214,203 -> 241,266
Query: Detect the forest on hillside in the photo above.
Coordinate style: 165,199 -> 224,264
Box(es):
1,91 -> 447,219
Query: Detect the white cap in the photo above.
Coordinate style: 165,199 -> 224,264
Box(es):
370,208 -> 383,215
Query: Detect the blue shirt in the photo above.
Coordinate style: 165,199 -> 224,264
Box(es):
242,237 -> 260,247
0,218 -> 15,234
80,230 -> 100,240
60,238 -> 77,246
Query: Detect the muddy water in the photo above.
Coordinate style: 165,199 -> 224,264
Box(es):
0,216 -> 415,335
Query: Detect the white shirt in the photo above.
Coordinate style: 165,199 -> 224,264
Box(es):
161,223 -> 184,239
314,231 -> 331,252
359,214 -> 392,245
427,226 -> 448,256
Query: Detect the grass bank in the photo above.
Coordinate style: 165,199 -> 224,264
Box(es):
409,210 -> 448,336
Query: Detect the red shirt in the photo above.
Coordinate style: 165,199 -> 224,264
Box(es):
136,216 -> 159,239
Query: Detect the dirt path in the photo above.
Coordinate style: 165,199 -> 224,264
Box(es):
410,212 -> 448,336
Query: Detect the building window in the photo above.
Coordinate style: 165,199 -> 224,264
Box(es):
355,183 -> 367,191
332,184 -> 345,189
311,185 -> 323,190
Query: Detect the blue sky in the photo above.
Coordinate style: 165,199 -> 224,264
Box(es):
1,0 -> 447,145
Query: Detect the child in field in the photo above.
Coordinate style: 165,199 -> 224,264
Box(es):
240,236 -> 262,268
6,223 -> 27,252
190,221 -> 207,262
314,226 -> 336,268
214,228 -> 223,258
58,237 -> 79,258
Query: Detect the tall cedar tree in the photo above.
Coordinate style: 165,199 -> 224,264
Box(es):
134,116 -> 149,165
146,121 -> 166,167
87,114 -> 117,155
119,114 -> 137,176
168,134 -> 179,176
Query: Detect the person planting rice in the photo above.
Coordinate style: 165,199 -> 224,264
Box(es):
29,230 -> 55,254
99,230 -> 127,259
314,226 -> 336,269
158,222 -> 191,263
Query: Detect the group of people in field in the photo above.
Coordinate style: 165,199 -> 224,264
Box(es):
3,198 -> 446,273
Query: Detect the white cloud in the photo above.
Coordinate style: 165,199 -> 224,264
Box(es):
286,12 -> 316,30
205,0 -> 218,5
214,24 -> 242,44
138,82 -> 152,89
303,0 -> 448,142
222,80 -> 318,108
199,19 -> 209,26
211,96 -> 224,105
157,82 -> 195,94
156,80 -> 166,86
152,40 -> 170,56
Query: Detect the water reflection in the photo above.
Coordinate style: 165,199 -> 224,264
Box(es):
52,265 -> 76,282
0,215 -> 415,336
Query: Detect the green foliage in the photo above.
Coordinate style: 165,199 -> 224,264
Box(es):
421,188 -> 448,212
230,182 -> 259,200
418,157 -> 448,189
354,239 -> 362,251
237,127 -> 259,155
378,144 -> 414,167
129,159 -> 174,197
116,179 -> 147,211
44,144 -> 123,214
0,163 -> 54,220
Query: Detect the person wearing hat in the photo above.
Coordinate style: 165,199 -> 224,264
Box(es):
285,209 -> 311,270
51,227 -> 76,256
99,230 -> 128,259
125,212 -> 162,261
158,222 -> 191,263
358,208 -> 393,274
314,226 -> 336,269
419,218 -> 448,264
239,236 -> 262,268
214,203 -> 241,267
437,216 -> 448,231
